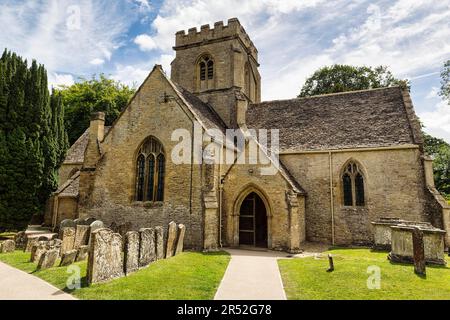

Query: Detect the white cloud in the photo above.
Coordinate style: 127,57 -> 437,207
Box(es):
110,64 -> 151,88
134,34 -> 158,51
90,58 -> 106,65
419,99 -> 450,142
48,72 -> 75,89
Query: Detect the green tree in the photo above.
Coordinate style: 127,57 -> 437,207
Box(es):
423,133 -> 450,198
0,49 -> 68,231
439,60 -> 450,104
59,74 -> 135,144
299,64 -> 409,97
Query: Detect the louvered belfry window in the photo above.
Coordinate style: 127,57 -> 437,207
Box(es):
135,136 -> 165,202
342,161 -> 365,207
199,55 -> 213,81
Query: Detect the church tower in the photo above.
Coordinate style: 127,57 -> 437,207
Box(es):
171,18 -> 261,128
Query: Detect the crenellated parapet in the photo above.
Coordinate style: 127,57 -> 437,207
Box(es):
174,18 -> 258,60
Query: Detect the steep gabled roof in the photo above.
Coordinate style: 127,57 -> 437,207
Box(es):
246,86 -> 423,152
64,127 -> 111,164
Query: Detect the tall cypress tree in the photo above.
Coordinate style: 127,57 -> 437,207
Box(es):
0,49 -> 68,232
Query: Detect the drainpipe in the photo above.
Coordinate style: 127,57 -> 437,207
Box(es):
218,145 -> 223,248
329,151 -> 335,245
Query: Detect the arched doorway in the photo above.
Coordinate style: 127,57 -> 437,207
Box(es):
239,192 -> 268,247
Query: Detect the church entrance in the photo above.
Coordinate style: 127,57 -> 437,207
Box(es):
239,192 -> 268,248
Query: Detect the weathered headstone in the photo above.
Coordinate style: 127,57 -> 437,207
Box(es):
175,224 -> 186,256
87,228 -> 124,284
47,239 -> 63,251
76,245 -> 89,262
74,225 -> 90,249
37,249 -> 59,270
155,226 -> 164,260
24,237 -> 38,253
60,249 -> 78,267
14,231 -> 26,249
118,222 -> 133,237
30,241 -> 48,263
89,220 -> 104,234
60,227 -> 76,255
0,240 -> 15,253
74,218 -> 86,225
165,222 -> 178,259
124,231 -> 140,274
412,227 -> 426,275
59,219 -> 76,237
85,217 -> 97,226
139,228 -> 156,267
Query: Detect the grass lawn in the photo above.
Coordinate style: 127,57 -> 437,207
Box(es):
278,248 -> 450,300
0,250 -> 230,300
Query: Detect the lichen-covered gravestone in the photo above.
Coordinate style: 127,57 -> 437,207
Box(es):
74,225 -> 90,249
60,249 -> 78,267
87,228 -> 124,284
124,231 -> 140,274
76,245 -> 89,262
165,222 -> 178,259
155,226 -> 164,260
60,227 -> 76,255
37,249 -> 59,270
175,224 -> 186,256
14,232 -> 26,250
0,240 -> 15,253
73,218 -> 85,225
30,241 -> 47,263
139,228 -> 156,267
59,219 -> 76,237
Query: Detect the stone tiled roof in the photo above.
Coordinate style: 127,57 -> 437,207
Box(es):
246,87 -> 422,152
64,127 -> 111,164
55,171 -> 80,197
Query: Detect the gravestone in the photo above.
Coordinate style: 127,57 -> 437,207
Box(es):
87,228 -> 124,284
76,245 -> 89,262
60,249 -> 78,267
412,228 -> 426,275
175,224 -> 186,256
47,239 -> 62,252
24,237 -> 38,253
0,240 -> 15,253
90,220 -> 104,234
165,222 -> 177,259
85,217 -> 97,226
155,226 -> 164,260
59,219 -> 76,237
74,218 -> 86,225
30,241 -> 47,263
60,227 -> 76,255
14,232 -> 26,249
139,228 -> 156,267
124,231 -> 140,274
37,249 -> 59,270
74,225 -> 90,249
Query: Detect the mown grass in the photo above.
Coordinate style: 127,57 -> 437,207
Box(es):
278,248 -> 450,300
0,250 -> 230,300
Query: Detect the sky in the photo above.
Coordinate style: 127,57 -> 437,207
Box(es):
1,0 -> 449,142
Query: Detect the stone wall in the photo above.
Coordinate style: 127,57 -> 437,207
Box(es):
78,67 -> 205,249
281,147 -> 432,245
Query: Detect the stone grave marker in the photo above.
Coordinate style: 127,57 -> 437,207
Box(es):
74,225 -> 90,249
165,222 -> 177,259
175,224 -> 186,256
60,249 -> 78,267
60,227 -> 76,255
0,240 -> 15,253
155,226 -> 164,260
124,231 -> 139,274
37,249 -> 59,270
76,245 -> 89,262
139,228 -> 155,267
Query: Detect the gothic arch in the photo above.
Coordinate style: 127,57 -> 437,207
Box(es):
340,158 -> 367,207
195,53 -> 215,91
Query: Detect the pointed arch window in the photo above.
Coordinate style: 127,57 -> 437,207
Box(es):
342,161 -> 365,207
197,55 -> 214,91
135,136 -> 165,202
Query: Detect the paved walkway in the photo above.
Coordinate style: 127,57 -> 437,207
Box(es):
214,248 -> 289,300
0,261 -> 76,300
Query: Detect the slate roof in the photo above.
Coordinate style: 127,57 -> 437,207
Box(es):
246,86 -> 422,152
64,127 -> 111,164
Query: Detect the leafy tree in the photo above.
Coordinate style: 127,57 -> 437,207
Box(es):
0,49 -> 68,231
423,133 -> 450,198
59,75 -> 135,144
299,64 -> 409,97
439,60 -> 450,104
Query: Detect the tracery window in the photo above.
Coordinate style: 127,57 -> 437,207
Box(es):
135,136 -> 165,202
197,55 -> 214,91
342,161 -> 365,207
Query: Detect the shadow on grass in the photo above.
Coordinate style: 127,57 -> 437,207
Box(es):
62,276 -> 89,293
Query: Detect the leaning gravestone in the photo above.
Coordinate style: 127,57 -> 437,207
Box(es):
0,240 -> 15,253
155,226 -> 164,260
165,222 -> 178,259
175,224 -> 186,256
76,245 -> 89,262
124,231 -> 140,274
87,228 -> 124,284
30,241 -> 47,263
38,249 -> 59,270
139,228 -> 156,267
74,225 -> 90,249
60,227 -> 76,255
59,219 -> 76,237
60,249 -> 78,267
14,232 -> 26,250
24,237 -> 38,253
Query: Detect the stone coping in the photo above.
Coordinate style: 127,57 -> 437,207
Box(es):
391,224 -> 446,234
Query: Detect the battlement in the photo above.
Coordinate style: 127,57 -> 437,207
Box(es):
174,18 -> 258,60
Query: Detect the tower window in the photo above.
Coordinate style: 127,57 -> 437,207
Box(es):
197,55 -> 214,90
342,161 -> 365,207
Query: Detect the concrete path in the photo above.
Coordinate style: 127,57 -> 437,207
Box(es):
214,248 -> 288,300
0,261 -> 76,300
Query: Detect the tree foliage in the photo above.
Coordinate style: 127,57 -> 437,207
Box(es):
299,64 -> 409,97
439,60 -> 450,104
423,133 -> 450,198
59,75 -> 135,144
0,49 -> 68,231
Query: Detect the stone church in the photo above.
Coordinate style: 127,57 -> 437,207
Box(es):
45,18 -> 450,252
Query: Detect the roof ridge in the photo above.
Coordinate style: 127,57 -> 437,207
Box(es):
252,86 -> 402,106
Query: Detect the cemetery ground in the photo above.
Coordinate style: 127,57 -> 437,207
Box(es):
0,250 -> 230,300
278,248 -> 450,300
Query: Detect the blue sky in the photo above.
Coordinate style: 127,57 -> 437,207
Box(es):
1,0 -> 449,142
